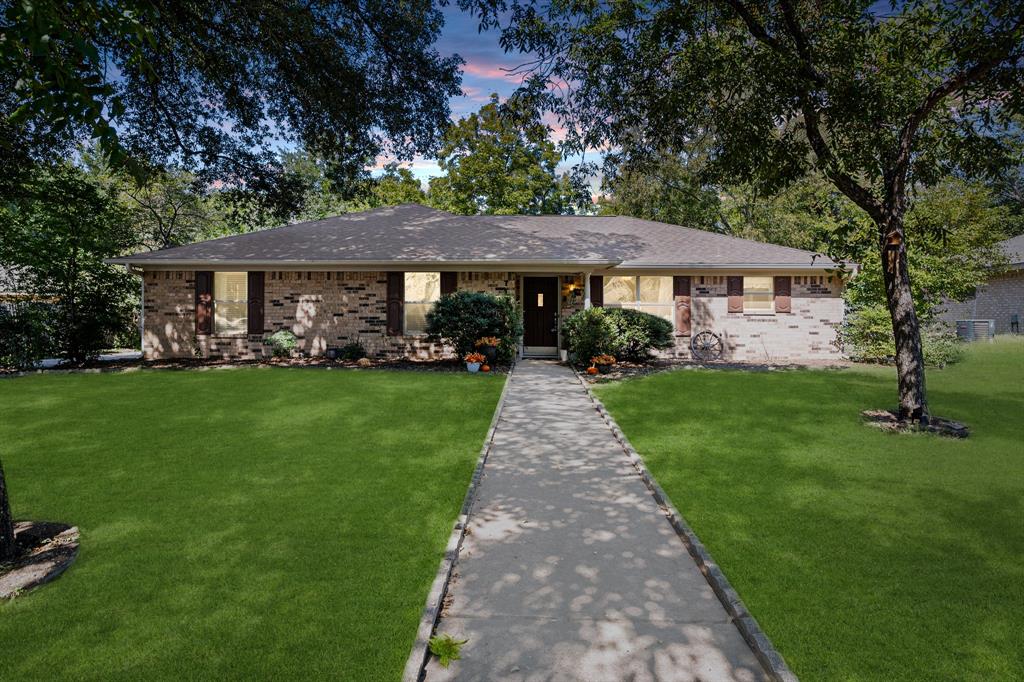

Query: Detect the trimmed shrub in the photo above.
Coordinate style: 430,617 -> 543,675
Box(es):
604,308 -> 674,361
922,324 -> 964,368
841,305 -> 963,367
563,307 -> 674,365
562,307 -> 612,366
266,330 -> 298,357
426,291 -> 523,363
0,302 -> 53,369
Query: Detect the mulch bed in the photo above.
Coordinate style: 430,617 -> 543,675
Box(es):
861,410 -> 970,438
3,357 -> 512,376
577,358 -> 852,384
0,521 -> 80,599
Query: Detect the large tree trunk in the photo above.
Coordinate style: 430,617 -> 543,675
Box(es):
878,213 -> 929,423
0,459 -> 16,562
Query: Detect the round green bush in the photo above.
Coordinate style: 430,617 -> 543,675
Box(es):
562,307 -> 612,366
603,308 -> 675,361
563,307 -> 675,365
266,330 -> 298,357
425,291 -> 523,363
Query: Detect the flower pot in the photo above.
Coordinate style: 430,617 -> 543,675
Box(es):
480,345 -> 498,364
596,363 -> 612,374
559,349 -> 568,362
466,362 -> 481,373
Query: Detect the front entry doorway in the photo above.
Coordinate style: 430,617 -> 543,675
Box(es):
522,277 -> 559,357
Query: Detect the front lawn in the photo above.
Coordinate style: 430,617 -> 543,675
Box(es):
0,367 -> 504,680
595,338 -> 1024,680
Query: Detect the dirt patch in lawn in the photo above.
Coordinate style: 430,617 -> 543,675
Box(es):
861,409 -> 970,438
0,521 -> 80,599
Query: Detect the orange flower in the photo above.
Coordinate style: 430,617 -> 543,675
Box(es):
464,352 -> 486,363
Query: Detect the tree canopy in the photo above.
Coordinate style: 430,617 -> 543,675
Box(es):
428,94 -> 576,215
0,0 -> 462,205
373,164 -> 428,207
598,149 -> 723,232
465,0 -> 1024,421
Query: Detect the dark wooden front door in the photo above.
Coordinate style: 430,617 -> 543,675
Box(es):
523,277 -> 559,350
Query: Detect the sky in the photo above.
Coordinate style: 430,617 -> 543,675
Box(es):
374,5 -> 580,184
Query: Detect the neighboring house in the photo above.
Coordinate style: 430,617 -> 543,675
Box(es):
937,234 -> 1024,335
0,265 -> 26,304
108,204 -> 846,362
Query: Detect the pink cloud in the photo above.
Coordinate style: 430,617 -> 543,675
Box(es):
460,85 -> 494,102
462,60 -> 522,81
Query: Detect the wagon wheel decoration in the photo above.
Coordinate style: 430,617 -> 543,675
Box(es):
690,330 -> 724,362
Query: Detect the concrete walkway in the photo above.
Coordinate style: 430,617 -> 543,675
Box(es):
426,360 -> 766,682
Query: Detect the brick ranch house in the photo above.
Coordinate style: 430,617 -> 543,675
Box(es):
109,204 -> 847,362
938,234 -> 1024,335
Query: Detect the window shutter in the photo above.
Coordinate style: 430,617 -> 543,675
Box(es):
727,276 -> 744,313
195,271 -> 213,334
673,275 -> 691,336
774,276 -> 792,313
440,272 -> 457,296
247,272 -> 265,334
589,275 -> 603,307
386,272 -> 404,336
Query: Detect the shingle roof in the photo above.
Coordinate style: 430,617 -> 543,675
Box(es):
109,204 -> 836,270
999,234 -> 1024,266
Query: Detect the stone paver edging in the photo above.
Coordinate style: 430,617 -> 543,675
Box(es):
576,371 -> 799,682
401,365 -> 515,682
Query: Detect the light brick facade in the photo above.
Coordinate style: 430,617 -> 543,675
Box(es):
937,269 -> 1024,335
141,269 -> 844,362
669,273 -> 844,362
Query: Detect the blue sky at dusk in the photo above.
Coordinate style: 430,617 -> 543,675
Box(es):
377,5 -> 579,183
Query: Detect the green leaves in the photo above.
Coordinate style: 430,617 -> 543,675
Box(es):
2,0 -> 462,196
428,633 -> 468,668
428,93 -> 579,215
0,163 -> 139,363
425,291 -> 523,362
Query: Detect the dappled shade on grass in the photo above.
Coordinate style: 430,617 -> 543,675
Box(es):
0,367 -> 503,680
595,338 -> 1024,680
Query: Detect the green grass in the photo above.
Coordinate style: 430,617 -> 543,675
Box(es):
595,338 -> 1024,681
0,367 -> 504,680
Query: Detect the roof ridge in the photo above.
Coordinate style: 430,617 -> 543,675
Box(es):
140,204 -> 457,257
609,214 -> 826,258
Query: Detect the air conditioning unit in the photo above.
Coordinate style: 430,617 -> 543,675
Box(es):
955,319 -> 995,342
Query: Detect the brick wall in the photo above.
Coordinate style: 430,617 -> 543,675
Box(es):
670,274 -> 844,362
936,270 -> 1024,334
142,269 -> 845,362
141,270 -> 517,361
